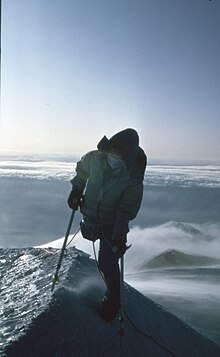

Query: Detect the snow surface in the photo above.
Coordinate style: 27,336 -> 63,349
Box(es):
1,247 -> 220,356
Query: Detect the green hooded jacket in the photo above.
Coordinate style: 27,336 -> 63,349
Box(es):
71,129 -> 147,239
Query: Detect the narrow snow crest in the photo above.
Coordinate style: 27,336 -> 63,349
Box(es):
1,247 -> 220,357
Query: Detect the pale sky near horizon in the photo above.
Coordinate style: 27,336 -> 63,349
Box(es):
1,0 -> 220,161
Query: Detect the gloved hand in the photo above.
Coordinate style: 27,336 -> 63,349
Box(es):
67,189 -> 82,210
80,221 -> 99,242
112,240 -> 131,258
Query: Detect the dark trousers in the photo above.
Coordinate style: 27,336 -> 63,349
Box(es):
98,225 -> 120,305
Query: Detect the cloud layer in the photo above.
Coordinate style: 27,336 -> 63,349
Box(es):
1,155 -> 220,188
1,155 -> 220,248
39,221 -> 220,273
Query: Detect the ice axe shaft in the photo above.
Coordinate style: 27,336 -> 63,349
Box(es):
118,255 -> 125,338
51,210 -> 75,292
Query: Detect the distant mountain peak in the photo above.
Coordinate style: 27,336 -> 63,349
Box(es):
139,249 -> 220,269
163,221 -> 214,241
164,221 -> 201,234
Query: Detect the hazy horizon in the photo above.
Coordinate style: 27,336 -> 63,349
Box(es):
1,150 -> 220,167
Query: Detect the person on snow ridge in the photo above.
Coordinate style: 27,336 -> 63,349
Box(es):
68,128 -> 147,321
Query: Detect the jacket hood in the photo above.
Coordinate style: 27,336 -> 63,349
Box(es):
97,128 -> 140,169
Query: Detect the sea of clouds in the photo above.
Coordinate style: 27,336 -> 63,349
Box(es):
0,154 -> 220,188
41,220 -> 220,272
1,154 -> 220,249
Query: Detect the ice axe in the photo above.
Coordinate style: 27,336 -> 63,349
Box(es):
51,210 -> 75,292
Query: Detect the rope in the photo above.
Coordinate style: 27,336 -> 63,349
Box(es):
42,248 -> 60,255
66,227 -> 81,247
42,227 -> 81,256
92,242 -> 177,357
124,311 -> 177,357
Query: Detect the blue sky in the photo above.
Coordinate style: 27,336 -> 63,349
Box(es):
1,0 -> 220,161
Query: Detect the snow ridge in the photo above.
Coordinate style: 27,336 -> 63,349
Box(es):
1,247 -> 220,356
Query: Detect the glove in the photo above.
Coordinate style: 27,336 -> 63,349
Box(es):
112,240 -> 131,258
67,189 -> 82,210
80,221 -> 99,242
